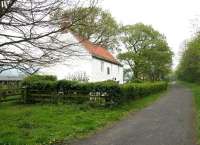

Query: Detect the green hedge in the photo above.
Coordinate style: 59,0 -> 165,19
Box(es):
26,81 -> 58,91
22,75 -> 168,106
22,75 -> 57,86
121,82 -> 167,100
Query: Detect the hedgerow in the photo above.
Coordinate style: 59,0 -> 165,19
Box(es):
22,75 -> 168,106
22,75 -> 57,86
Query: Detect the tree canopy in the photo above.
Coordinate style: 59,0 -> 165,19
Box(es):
177,33 -> 200,82
118,23 -> 172,81
55,7 -> 120,49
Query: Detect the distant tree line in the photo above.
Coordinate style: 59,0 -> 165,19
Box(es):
177,33 -> 200,82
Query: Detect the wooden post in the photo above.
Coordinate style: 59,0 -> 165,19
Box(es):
22,86 -> 28,103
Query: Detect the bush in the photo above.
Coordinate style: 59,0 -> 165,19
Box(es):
57,80 -> 79,93
22,75 -> 57,86
121,82 -> 167,101
27,81 -> 58,91
22,77 -> 168,106
90,81 -> 122,105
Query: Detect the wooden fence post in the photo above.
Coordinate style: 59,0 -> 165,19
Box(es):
22,86 -> 28,103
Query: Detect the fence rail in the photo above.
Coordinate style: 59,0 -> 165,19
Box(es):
22,88 -> 113,106
0,88 -> 22,102
0,81 -> 168,106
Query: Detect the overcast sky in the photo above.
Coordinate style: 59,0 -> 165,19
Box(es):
101,0 -> 200,69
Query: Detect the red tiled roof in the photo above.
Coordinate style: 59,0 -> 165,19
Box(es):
75,35 -> 121,65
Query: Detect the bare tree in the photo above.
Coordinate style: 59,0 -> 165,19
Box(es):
66,71 -> 89,82
0,0 -> 98,74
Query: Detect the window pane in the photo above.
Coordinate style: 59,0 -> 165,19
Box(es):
101,61 -> 104,72
107,67 -> 110,75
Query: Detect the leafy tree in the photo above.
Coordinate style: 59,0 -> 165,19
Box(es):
177,33 -> 200,82
118,23 -> 172,81
56,7 -> 120,49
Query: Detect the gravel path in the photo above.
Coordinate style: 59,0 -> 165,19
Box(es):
70,83 -> 196,145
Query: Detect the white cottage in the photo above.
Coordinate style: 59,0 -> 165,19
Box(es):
39,33 -> 123,83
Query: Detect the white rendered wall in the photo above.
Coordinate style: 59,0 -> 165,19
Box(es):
90,58 -> 123,83
39,33 -> 93,80
39,56 -> 92,80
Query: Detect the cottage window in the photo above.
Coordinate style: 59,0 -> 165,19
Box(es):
101,61 -> 104,72
107,67 -> 110,75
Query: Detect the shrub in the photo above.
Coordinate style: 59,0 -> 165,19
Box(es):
22,77 -> 168,106
57,80 -> 79,93
121,82 -> 167,101
27,81 -> 58,91
22,75 -> 57,86
90,81 -> 122,105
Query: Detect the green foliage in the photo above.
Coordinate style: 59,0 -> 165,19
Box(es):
177,34 -> 200,83
57,80 -> 79,92
23,78 -> 167,106
121,82 -> 167,100
57,80 -> 120,96
118,23 -> 172,81
22,75 -> 57,85
25,80 -> 122,105
90,81 -> 120,95
55,7 -> 120,49
27,81 -> 58,91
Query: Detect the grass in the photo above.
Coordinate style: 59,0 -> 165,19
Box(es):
0,92 -> 164,145
180,82 -> 200,144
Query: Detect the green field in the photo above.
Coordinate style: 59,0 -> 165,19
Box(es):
0,93 -> 163,145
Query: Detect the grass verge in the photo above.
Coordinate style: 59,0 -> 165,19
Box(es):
180,82 -> 200,144
0,92 -> 164,145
